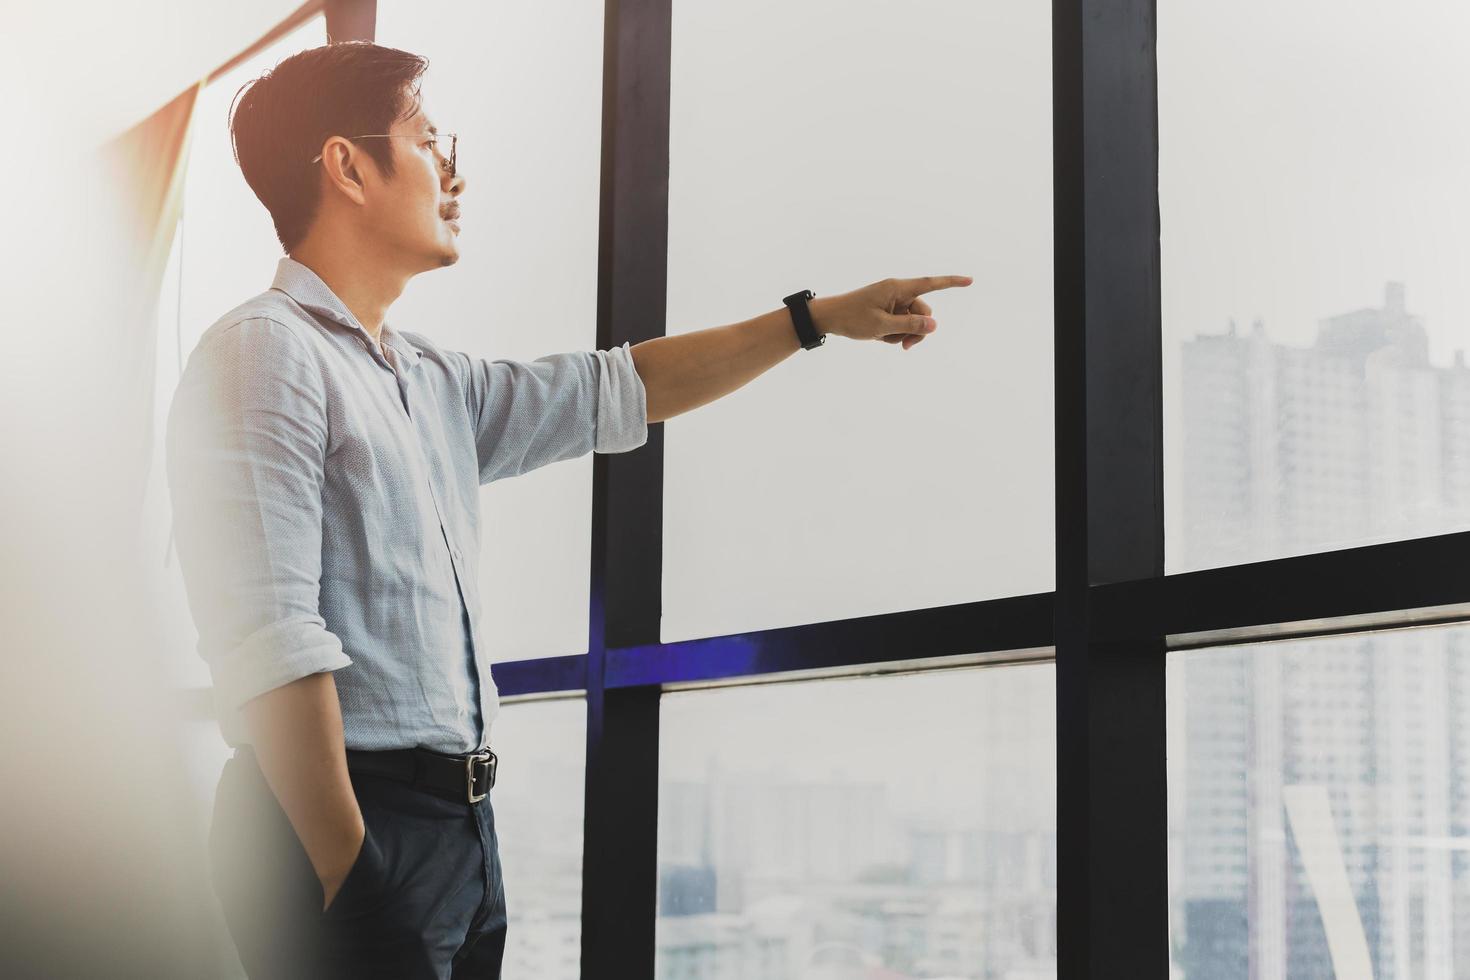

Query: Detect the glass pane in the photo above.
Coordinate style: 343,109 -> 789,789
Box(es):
1168,626 -> 1470,977
661,0 -> 1054,642
658,664 -> 1056,978
375,1 -> 607,661
491,698 -> 587,980
1161,3 -> 1470,573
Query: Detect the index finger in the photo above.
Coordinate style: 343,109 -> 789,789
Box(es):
901,275 -> 974,296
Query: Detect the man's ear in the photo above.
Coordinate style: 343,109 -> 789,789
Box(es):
319,137 -> 368,207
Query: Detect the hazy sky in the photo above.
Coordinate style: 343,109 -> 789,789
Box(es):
1161,0 -> 1470,360
659,0 -> 1055,640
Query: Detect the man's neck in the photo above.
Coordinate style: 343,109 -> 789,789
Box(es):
288,242 -> 409,344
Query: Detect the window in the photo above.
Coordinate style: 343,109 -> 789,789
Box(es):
489,697 -> 588,980
658,663 -> 1056,978
1169,626 -> 1470,977
661,0 -> 1054,643
1161,1 -> 1470,572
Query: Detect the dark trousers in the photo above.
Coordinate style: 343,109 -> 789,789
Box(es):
209,748 -> 507,979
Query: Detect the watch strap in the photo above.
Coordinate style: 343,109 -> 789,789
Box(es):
783,289 -> 825,350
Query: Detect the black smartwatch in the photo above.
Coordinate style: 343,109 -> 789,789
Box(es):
783,289 -> 826,350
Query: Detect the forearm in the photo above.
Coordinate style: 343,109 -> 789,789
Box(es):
241,671 -> 364,894
630,297 -> 836,423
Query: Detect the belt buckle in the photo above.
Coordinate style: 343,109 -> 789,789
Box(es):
466,749 -> 497,804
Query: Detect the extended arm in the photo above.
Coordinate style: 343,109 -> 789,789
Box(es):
629,276 -> 970,424
629,298 -> 836,424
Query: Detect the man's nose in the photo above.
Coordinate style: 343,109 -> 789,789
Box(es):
446,170 -> 466,197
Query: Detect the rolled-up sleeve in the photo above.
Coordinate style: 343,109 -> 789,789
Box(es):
459,340 -> 648,485
165,317 -> 352,711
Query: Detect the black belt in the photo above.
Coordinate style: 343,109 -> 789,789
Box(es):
345,746 -> 498,805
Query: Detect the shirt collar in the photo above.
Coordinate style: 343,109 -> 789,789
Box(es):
270,256 -> 422,367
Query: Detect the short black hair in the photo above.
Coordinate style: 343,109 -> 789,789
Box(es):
228,41 -> 430,252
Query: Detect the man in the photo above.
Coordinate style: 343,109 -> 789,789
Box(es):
166,39 -> 969,980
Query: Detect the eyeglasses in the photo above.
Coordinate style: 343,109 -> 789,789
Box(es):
310,132 -> 458,178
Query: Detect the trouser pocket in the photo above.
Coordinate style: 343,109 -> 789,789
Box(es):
322,807 -> 393,919
209,754 -> 334,978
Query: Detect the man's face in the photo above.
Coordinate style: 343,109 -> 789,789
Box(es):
362,95 -> 466,273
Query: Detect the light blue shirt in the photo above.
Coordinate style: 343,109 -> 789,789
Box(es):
166,257 -> 648,752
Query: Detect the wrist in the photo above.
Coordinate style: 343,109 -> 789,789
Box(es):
808,296 -> 839,339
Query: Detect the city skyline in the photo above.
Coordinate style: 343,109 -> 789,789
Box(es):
1177,279 -> 1470,573
654,666 -> 1057,980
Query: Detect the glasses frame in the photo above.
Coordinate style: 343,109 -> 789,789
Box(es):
309,132 -> 457,178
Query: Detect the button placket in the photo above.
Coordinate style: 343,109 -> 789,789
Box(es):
408,414 -> 484,741
335,309 -> 482,742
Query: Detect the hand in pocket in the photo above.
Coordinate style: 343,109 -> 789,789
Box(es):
321,820 -> 392,919
320,821 -> 369,913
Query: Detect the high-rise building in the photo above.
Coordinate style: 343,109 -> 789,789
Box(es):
1177,283 -> 1470,979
